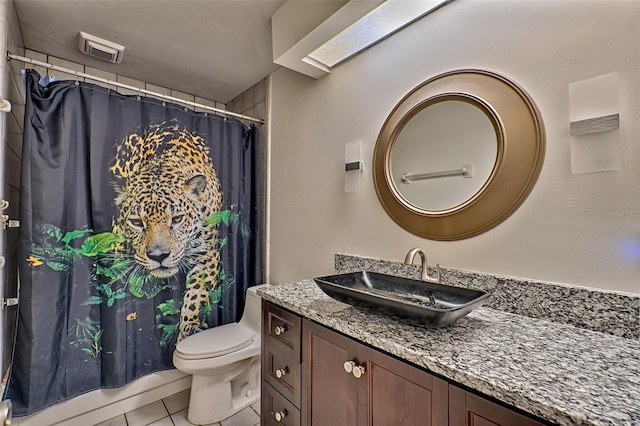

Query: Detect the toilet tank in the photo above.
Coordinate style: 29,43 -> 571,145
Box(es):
240,284 -> 269,333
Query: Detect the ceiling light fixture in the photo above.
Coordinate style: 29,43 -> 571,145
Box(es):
304,0 -> 452,70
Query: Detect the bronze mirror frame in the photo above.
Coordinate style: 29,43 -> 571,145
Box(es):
373,69 -> 545,241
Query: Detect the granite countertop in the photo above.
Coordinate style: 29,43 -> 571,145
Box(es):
257,280 -> 640,426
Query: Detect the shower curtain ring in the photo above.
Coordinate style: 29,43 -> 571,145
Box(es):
161,94 -> 166,107
136,87 -> 142,101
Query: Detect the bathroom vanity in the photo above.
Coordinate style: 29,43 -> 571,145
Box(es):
261,300 -> 543,426
258,277 -> 640,426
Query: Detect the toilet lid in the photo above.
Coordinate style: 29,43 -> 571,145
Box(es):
175,323 -> 255,360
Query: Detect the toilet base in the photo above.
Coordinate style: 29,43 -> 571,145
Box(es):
186,357 -> 260,424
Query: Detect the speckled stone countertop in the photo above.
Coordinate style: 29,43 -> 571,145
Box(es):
257,280 -> 640,426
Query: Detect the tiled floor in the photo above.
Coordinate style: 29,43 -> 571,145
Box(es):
94,389 -> 260,426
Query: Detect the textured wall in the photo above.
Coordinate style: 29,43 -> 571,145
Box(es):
269,0 -> 640,294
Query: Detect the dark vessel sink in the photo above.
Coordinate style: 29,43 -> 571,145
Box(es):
313,271 -> 490,326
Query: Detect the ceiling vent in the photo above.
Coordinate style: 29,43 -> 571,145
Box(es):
78,31 -> 125,64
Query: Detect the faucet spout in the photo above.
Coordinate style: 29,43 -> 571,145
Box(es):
404,248 -> 441,284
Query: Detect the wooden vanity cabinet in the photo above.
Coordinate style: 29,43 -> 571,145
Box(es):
303,319 -> 449,426
449,385 -> 546,426
261,301 -> 546,426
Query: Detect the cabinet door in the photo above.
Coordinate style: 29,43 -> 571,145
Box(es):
449,385 -> 546,426
303,319 -> 362,426
364,347 -> 449,426
303,319 -> 449,426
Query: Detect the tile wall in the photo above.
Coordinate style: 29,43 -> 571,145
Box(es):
227,79 -> 269,282
2,0 -> 25,380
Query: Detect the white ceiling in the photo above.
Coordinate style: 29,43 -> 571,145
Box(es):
14,0 -> 287,104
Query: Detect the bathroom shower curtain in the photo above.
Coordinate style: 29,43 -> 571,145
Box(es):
6,70 -> 262,416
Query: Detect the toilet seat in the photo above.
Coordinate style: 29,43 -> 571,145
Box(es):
175,323 -> 255,360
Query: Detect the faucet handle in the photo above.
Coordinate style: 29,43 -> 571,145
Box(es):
432,263 -> 442,284
423,263 -> 441,284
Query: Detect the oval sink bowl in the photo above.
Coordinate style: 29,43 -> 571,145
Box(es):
313,271 -> 490,327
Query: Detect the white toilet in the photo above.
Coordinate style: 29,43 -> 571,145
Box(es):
172,284 -> 267,425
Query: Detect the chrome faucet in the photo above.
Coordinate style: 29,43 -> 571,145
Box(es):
404,248 -> 441,284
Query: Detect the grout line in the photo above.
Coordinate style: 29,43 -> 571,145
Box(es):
160,398 -> 170,415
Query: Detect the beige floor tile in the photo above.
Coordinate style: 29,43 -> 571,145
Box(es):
163,388 -> 191,414
148,417 -> 174,426
220,407 -> 260,426
125,400 -> 169,426
117,390 -> 261,426
170,408 -> 224,426
170,408 -> 192,426
93,414 -> 127,426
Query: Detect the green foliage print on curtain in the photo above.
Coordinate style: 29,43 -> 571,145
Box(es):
7,70 -> 262,416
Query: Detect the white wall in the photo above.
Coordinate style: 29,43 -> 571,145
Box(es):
269,0 -> 640,294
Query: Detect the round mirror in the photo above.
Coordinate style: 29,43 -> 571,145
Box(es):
391,98 -> 498,212
373,69 -> 545,240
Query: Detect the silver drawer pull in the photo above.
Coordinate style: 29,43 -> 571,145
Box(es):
352,364 -> 366,379
274,410 -> 287,422
343,360 -> 355,374
275,368 -> 287,379
343,360 -> 365,377
274,325 -> 287,336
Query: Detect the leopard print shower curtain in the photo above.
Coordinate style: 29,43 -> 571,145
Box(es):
6,69 -> 262,416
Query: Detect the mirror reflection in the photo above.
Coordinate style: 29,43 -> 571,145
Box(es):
391,100 -> 498,212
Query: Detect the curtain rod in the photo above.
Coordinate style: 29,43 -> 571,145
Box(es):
7,52 -> 264,125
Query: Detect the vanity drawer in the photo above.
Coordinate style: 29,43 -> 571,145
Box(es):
262,382 -> 301,426
263,300 -> 301,348
262,301 -> 302,408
